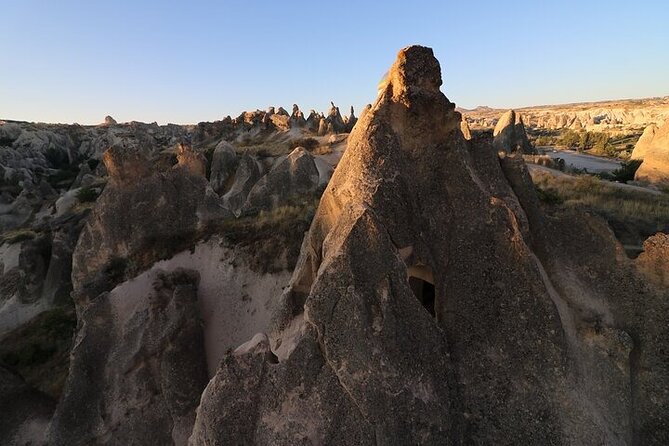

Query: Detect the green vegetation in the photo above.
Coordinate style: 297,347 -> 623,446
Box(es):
76,186 -> 99,202
529,128 -> 642,159
287,137 -> 319,152
0,306 -> 76,398
599,159 -> 643,183
532,171 -> 669,247
0,228 -> 38,244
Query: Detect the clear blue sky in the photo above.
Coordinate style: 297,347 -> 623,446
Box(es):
1,0 -> 667,124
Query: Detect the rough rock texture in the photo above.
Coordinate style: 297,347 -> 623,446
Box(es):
190,46 -> 669,445
221,154 -> 262,215
635,232 -> 669,288
493,109 -> 535,154
71,145 -> 229,303
242,147 -> 320,213
208,140 -> 239,195
0,366 -> 55,446
632,120 -> 669,184
48,269 -> 208,446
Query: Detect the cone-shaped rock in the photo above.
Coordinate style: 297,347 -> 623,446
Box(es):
189,46 -> 669,445
493,109 -> 535,154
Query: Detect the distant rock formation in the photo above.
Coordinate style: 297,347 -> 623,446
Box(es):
632,120 -> 669,184
190,45 -> 669,445
493,109 -> 535,154
102,115 -> 117,126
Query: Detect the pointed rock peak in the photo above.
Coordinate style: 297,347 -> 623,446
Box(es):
349,106 -> 355,117
103,115 -> 117,126
493,110 -> 517,136
384,45 -> 442,98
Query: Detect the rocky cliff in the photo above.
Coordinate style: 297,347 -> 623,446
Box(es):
632,120 -> 669,184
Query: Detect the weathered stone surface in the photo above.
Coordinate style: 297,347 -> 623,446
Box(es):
493,109 -> 535,154
221,154 -> 262,215
48,269 -> 208,446
636,232 -> 669,288
209,140 -> 239,194
242,147 -> 320,213
71,145 -> 229,302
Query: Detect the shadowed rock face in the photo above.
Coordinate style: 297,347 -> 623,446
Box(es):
190,45 -> 669,445
493,109 -> 535,154
48,269 -> 208,446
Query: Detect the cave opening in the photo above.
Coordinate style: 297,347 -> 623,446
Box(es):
409,275 -> 436,318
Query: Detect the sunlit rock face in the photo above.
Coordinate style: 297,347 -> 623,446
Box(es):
189,45 -> 669,446
632,120 -> 669,184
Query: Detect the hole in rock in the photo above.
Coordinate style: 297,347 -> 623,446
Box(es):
408,265 -> 436,318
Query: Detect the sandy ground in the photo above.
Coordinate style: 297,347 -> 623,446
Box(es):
528,164 -> 661,195
108,237 -> 291,376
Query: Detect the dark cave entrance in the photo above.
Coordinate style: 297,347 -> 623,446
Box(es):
409,275 -> 436,318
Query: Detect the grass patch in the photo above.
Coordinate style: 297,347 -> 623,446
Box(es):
76,186 -> 100,202
531,171 -> 669,247
1,228 -> 38,244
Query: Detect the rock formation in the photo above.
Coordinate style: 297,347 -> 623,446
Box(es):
635,232 -> 669,288
190,45 -> 669,445
632,120 -> 669,184
71,145 -> 228,301
492,109 -> 535,154
208,140 -> 239,195
47,269 -> 208,445
242,147 -> 321,213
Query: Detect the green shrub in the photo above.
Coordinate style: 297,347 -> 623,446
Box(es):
535,186 -> 563,205
609,159 -> 643,183
76,187 -> 99,202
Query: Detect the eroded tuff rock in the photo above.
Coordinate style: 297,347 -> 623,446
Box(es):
191,46 -> 669,445
209,140 -> 239,195
636,232 -> 669,288
492,109 -> 535,154
71,144 -> 229,303
632,120 -> 669,184
242,147 -> 321,213
48,269 -> 208,446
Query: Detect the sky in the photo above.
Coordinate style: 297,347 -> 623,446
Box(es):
1,0 -> 668,125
